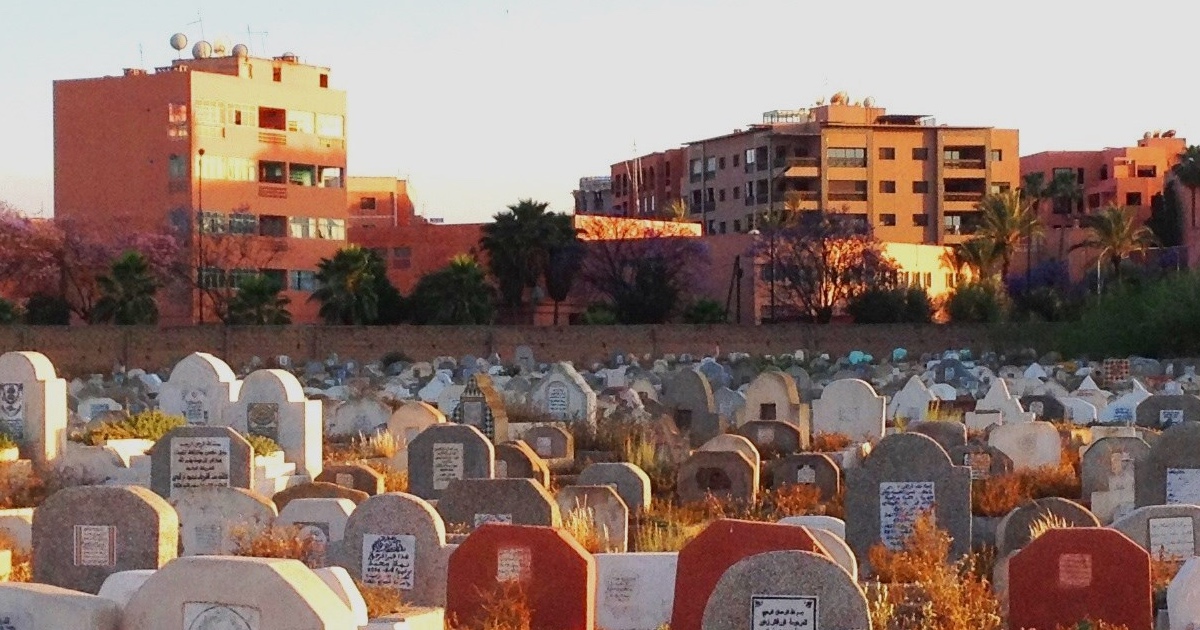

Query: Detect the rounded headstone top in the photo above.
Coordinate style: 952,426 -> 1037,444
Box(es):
861,432 -> 952,472
0,350 -> 59,380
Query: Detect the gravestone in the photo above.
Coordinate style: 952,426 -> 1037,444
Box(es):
276,498 -> 356,568
328,397 -> 391,437
556,485 -> 630,552
1101,380 -> 1152,424
669,519 -> 830,630
446,524 -> 595,630
407,423 -> 495,501
578,462 -> 652,512
988,421 -> 1062,470
676,450 -> 758,504
995,497 -> 1100,557
437,478 -> 560,530
149,426 -> 253,499
777,515 -> 846,539
811,379 -> 885,443
946,443 -> 1014,480
159,352 -> 240,426
514,346 -> 537,374
805,527 -> 859,581
1059,396 -> 1099,425
226,369 -> 323,479
736,420 -> 804,457
495,441 -> 550,487
1135,394 -> 1200,429
338,491 -> 448,607
1169,557 -> 1200,630
662,369 -> 723,448
845,432 -> 972,560
1007,528 -> 1151,630
385,400 -> 446,472
452,373 -> 510,442
0,350 -> 68,464
700,550 -> 870,630
32,485 -> 178,594
713,387 -> 746,426
316,462 -> 385,496
1135,422 -> 1200,507
531,363 -> 597,424
595,552 -> 678,630
740,372 -> 808,437
1112,504 -> 1200,560
1080,436 -> 1149,523
169,486 -> 278,556
697,433 -> 760,465
768,453 -> 841,501
0,582 -> 120,630
77,397 -> 122,423
888,375 -> 935,422
271,481 -> 369,513
522,424 -> 574,462
120,556 -> 357,629
908,421 -> 967,452
966,379 -> 1034,428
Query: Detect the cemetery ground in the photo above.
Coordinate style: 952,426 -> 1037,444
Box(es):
2,348 -> 1199,629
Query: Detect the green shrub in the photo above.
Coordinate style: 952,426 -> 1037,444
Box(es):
1011,286 -> 1074,322
847,287 -> 932,323
0,298 -> 19,325
946,281 -> 1008,323
1059,271 -> 1200,357
23,294 -> 70,326
681,299 -> 728,324
580,303 -> 618,325
78,410 -> 186,445
247,435 -> 282,457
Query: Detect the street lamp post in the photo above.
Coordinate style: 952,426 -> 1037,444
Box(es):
197,148 -> 205,325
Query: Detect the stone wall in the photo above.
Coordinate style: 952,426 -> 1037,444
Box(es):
0,323 -> 1063,376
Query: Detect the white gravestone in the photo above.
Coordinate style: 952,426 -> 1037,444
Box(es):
879,481 -> 936,550
1149,517 -> 1196,558
751,595 -> 817,630
432,443 -> 464,491
1167,468 -> 1200,504
361,534 -> 416,590
182,602 -> 261,630
170,437 -> 232,498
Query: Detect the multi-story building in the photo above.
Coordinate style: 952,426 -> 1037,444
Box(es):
609,148 -> 686,218
572,176 -> 614,215
680,94 -> 1019,244
1021,132 -> 1187,228
54,45 -> 349,325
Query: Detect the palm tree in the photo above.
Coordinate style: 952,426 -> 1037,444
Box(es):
941,238 -> 999,280
479,199 -> 577,307
1173,145 -> 1200,229
227,275 -> 292,325
311,246 -> 385,325
544,241 -> 584,325
408,255 -> 494,325
660,198 -> 690,223
974,190 -> 1043,278
1069,204 -> 1157,287
93,251 -> 158,325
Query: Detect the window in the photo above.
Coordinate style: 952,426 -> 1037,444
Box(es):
912,214 -> 929,227
360,197 -> 377,211
691,190 -> 702,207
1137,165 -> 1158,178
168,103 -> 188,138
1100,165 -> 1109,181
718,189 -> 726,202
392,247 -> 412,269
912,181 -> 929,194
990,149 -> 1003,162
259,215 -> 287,237
733,154 -> 741,167
199,267 -> 225,289
880,180 -> 896,193
880,213 -> 896,226
760,403 -> 777,421
826,147 -> 867,167
746,181 -> 756,199
924,273 -> 932,287
199,211 -> 227,234
316,114 -> 345,138
319,166 -> 343,188
879,147 -> 896,160
706,188 -> 714,202
744,149 -> 756,166
288,217 -> 316,238
733,220 -> 742,232
989,182 -> 1012,194
286,110 -> 315,134
289,270 -> 317,292
707,220 -> 715,233
229,268 -> 258,289
168,154 -> 187,180
719,222 -> 727,234
1052,167 -> 1075,180
319,73 -> 329,88
258,161 -> 286,184
318,218 -> 346,240
272,66 -> 282,82
705,157 -> 717,174
289,163 -> 316,186
1127,192 -> 1144,206
261,269 -> 286,287
912,148 -> 929,160
732,187 -> 741,199
718,157 -> 726,170
228,213 -> 258,235
258,107 -> 286,130
690,159 -> 702,175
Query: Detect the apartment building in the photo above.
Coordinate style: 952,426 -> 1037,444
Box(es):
681,95 -> 1019,244
572,176 -> 614,215
54,45 -> 349,324
1021,132 -> 1187,228
609,148 -> 686,218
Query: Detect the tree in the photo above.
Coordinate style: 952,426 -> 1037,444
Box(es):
765,210 -> 899,323
311,246 -> 393,325
479,199 -> 577,307
1147,186 -> 1184,248
1173,145 -> 1200,229
942,238 -> 1000,280
1070,204 -> 1157,287
192,229 -> 288,324
92,251 -> 159,325
974,190 -> 1043,278
659,198 -> 691,222
226,275 -> 292,325
544,241 -> 585,325
23,294 -> 70,325
408,255 -> 494,325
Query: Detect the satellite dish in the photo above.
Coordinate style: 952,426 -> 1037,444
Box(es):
1166,130 -> 1178,138
169,33 -> 188,51
864,96 -> 876,107
232,43 -> 249,59
192,41 -> 213,59
212,37 -> 230,56
1144,132 -> 1153,139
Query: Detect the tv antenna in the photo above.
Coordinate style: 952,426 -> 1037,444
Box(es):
188,10 -> 206,40
246,25 -> 269,56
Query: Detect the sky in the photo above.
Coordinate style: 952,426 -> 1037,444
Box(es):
1,0 -> 1197,223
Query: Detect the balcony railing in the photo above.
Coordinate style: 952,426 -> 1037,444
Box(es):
944,224 -> 980,236
944,192 -> 984,202
828,157 -> 867,168
259,185 -> 288,199
258,131 -> 287,145
829,192 -> 868,201
776,156 -> 820,169
755,194 -> 768,205
783,191 -> 820,201
689,173 -> 702,183
944,158 -> 985,170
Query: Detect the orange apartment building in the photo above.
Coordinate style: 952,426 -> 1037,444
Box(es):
609,148 -> 686,218
54,45 -> 349,325
680,94 -> 1019,244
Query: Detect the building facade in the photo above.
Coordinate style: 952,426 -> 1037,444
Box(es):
572,176 -> 614,215
54,50 -> 349,325
609,148 -> 686,218
680,95 -> 1019,244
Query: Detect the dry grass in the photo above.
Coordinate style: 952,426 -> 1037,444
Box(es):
363,460 -> 409,493
972,462 -> 1082,517
0,463 -> 97,509
353,579 -> 419,619
1054,620 -> 1131,630
1027,513 -> 1071,542
809,432 -> 852,453
561,507 -> 606,554
229,524 -> 320,568
866,513 -> 1002,630
925,401 -> 966,423
0,531 -> 31,583
360,431 -> 400,459
447,581 -> 533,630
325,431 -> 400,464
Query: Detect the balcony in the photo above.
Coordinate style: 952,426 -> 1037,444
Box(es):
828,157 -> 867,168
259,185 -> 288,199
774,156 -> 820,168
785,191 -> 820,201
829,192 -> 868,202
258,131 -> 287,145
944,192 -> 984,203
944,158 -> 985,170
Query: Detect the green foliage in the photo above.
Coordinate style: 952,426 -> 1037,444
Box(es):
311,246 -> 403,325
580,303 -> 618,325
23,293 -> 70,325
946,281 -> 1008,323
247,434 -> 282,457
1148,187 -> 1184,247
227,275 -> 292,325
78,410 -> 186,445
1010,286 -> 1074,322
0,432 -> 17,449
408,255 -> 495,325
92,251 -> 159,325
479,199 -> 578,307
1058,271 -> 1200,357
975,190 -> 1044,277
681,299 -> 728,324
0,298 -> 19,325
613,257 -> 681,324
847,287 -> 933,324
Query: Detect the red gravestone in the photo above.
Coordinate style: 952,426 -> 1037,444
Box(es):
446,523 -> 595,630
1008,527 -> 1152,630
669,518 -> 831,630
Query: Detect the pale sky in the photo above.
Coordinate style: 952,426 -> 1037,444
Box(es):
1,0 -> 1196,222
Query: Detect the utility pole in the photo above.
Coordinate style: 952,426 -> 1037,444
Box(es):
197,148 -> 206,325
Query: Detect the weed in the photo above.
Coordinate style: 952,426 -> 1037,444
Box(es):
0,463 -> 97,509
229,524 -> 319,569
972,461 -> 1082,517
809,432 -> 852,453
447,581 -> 533,630
353,579 -> 415,619
363,460 -> 408,493
1027,513 -> 1071,542
561,506 -> 606,554
0,531 -> 30,583
0,433 -> 16,450
74,410 -> 186,445
246,435 -> 282,457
